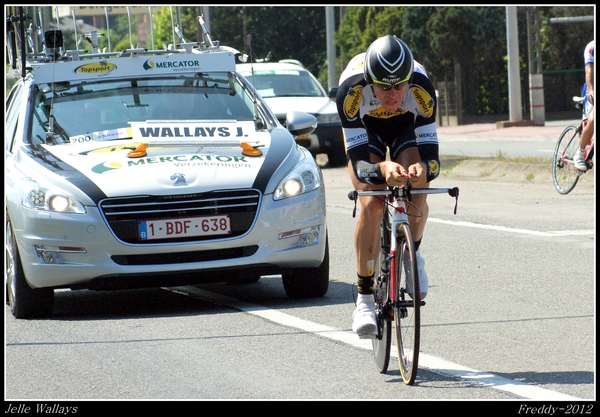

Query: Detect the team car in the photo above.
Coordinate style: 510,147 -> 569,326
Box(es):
5,8 -> 329,318
236,60 -> 346,167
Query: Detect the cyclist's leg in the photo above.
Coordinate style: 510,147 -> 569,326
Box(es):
348,157 -> 386,278
348,155 -> 386,338
575,100 -> 594,171
392,146 -> 429,240
581,108 -> 594,153
393,146 -> 430,298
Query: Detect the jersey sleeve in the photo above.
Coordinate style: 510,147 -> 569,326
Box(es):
411,72 -> 440,182
336,73 -> 385,184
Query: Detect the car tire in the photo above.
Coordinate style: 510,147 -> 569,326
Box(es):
6,216 -> 54,319
327,147 -> 347,168
282,233 -> 329,298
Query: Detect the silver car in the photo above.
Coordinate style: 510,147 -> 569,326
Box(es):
5,8 -> 329,318
237,60 -> 346,167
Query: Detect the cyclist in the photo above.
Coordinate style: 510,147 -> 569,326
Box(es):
335,35 -> 440,339
573,39 -> 594,171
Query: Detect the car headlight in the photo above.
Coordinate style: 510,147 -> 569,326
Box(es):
273,158 -> 322,200
20,179 -> 86,214
316,113 -> 341,124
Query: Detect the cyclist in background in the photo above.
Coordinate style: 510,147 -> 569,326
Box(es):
335,35 -> 440,339
573,40 -> 594,171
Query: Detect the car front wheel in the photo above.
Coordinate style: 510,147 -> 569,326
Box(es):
6,216 -> 54,319
282,234 -> 329,298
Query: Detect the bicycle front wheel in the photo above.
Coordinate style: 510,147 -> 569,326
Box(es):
394,223 -> 420,385
552,125 -> 582,194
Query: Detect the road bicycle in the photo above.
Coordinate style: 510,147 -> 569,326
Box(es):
348,182 -> 459,385
552,96 -> 594,194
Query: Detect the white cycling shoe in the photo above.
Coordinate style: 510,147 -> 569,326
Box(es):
404,248 -> 428,299
352,293 -> 377,339
573,149 -> 587,171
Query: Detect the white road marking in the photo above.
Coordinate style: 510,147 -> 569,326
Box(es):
171,286 -> 582,400
428,217 -> 594,237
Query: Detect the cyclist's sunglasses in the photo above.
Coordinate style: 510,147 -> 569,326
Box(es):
372,77 -> 410,91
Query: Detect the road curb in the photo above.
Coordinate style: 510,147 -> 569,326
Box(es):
441,157 -> 595,185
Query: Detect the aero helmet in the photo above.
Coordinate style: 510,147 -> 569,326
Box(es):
364,35 -> 414,85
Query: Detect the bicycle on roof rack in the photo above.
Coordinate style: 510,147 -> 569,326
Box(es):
5,6 -> 238,81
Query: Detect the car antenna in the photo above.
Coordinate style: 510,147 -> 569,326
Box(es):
246,34 -> 263,130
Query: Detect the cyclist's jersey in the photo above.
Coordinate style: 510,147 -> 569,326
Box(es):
583,40 -> 594,115
336,52 -> 439,184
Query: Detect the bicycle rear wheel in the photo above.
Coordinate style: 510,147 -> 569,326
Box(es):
552,125 -> 582,194
372,215 -> 392,373
394,223 -> 420,385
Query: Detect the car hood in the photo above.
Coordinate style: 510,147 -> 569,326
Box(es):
32,121 -> 287,199
261,97 -> 337,117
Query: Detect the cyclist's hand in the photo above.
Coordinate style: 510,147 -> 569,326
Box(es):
380,161 -> 425,187
380,160 -> 409,186
405,161 -> 427,187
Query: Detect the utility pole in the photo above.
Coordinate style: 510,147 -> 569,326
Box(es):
498,6 -> 535,128
506,6 -> 522,122
526,6 -> 545,126
326,6 -> 336,90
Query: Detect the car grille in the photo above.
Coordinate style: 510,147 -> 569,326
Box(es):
99,189 -> 261,244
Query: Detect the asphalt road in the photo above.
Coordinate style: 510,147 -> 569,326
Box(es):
5,119 -> 595,407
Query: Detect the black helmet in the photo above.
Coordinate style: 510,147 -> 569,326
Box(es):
364,35 -> 414,85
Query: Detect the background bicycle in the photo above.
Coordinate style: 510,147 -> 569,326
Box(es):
551,96 -> 594,195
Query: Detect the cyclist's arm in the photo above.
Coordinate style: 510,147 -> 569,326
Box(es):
409,72 -> 441,183
336,73 -> 386,185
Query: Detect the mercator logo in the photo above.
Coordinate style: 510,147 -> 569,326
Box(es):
143,60 -> 155,71
91,161 -> 123,174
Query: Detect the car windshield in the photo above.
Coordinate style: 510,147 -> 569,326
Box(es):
243,69 -> 324,99
31,72 -> 257,145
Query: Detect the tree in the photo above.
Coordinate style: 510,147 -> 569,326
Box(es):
539,6 -> 594,112
207,6 -> 328,77
22,5 -> 590,117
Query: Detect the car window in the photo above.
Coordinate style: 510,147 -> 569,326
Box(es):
30,72 -> 257,145
244,69 -> 325,99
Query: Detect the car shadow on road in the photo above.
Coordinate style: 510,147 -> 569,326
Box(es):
47,276 -> 355,320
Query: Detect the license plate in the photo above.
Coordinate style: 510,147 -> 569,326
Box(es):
138,215 -> 231,240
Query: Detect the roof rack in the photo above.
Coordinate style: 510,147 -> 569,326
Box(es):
6,6 -> 247,82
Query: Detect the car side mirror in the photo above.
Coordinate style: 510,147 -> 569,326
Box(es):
328,87 -> 338,99
286,111 -> 317,137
